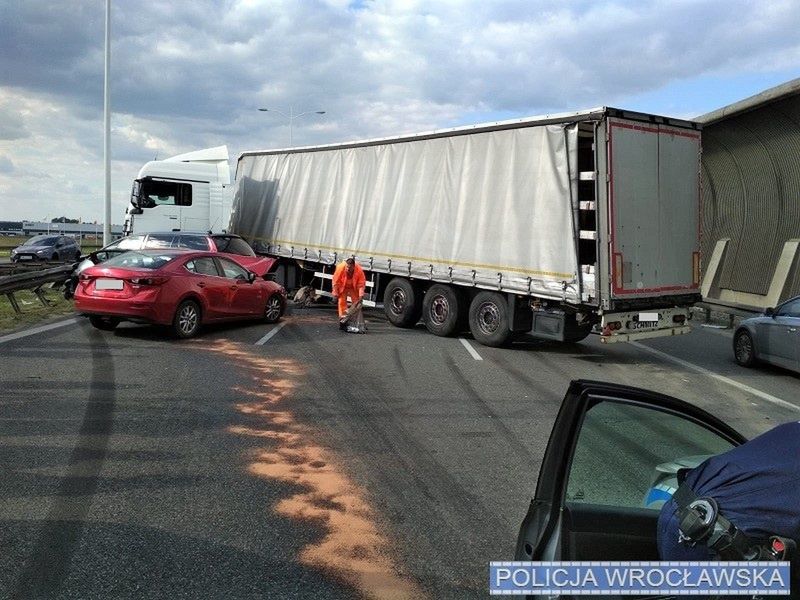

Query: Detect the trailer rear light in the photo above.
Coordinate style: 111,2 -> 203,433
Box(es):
602,321 -> 623,336
692,252 -> 701,286
129,277 -> 167,286
614,253 -> 623,289
673,315 -> 686,324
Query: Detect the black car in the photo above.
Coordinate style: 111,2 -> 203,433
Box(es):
515,381 -> 745,569
10,235 -> 81,263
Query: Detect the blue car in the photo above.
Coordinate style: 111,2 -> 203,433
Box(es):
10,234 -> 82,263
733,295 -> 800,373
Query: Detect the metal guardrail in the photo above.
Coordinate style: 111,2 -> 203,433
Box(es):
694,301 -> 761,329
0,262 -> 69,276
0,264 -> 75,313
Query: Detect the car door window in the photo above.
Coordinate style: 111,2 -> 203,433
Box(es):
217,258 -> 249,281
777,299 -> 800,318
185,257 -> 220,276
566,401 -> 735,510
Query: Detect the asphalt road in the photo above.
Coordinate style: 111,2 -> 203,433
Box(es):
1,306 -> 799,599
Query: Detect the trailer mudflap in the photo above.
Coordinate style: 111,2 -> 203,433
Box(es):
529,309 -> 593,342
600,325 -> 691,344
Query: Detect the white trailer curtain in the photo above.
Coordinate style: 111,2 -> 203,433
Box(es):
231,123 -> 579,300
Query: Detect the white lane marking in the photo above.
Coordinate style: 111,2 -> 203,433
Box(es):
0,318 -> 79,345
631,341 -> 800,412
255,321 -> 287,345
459,337 -> 483,361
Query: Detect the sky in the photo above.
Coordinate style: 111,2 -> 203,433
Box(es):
1,0 -> 799,224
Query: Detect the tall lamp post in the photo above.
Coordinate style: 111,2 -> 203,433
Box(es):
103,0 -> 111,246
258,107 -> 326,146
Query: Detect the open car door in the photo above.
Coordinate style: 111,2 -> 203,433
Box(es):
515,380 -> 747,577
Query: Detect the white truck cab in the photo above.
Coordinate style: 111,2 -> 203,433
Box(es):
124,146 -> 233,235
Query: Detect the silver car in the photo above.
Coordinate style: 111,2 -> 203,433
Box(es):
733,295 -> 800,372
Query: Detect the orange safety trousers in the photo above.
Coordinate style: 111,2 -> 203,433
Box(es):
337,285 -> 359,317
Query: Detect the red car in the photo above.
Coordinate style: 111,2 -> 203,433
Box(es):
74,250 -> 287,338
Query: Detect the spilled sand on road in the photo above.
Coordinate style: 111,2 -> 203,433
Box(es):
204,340 -> 422,600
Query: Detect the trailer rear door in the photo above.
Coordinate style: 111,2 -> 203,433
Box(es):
606,119 -> 701,301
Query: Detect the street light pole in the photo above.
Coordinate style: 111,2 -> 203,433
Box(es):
103,0 -> 111,246
258,107 -> 326,146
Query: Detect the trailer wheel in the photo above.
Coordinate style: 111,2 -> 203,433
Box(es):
422,284 -> 463,337
468,291 -> 512,347
383,277 -> 421,328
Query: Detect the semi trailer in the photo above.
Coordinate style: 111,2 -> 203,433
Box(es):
230,107 -> 702,347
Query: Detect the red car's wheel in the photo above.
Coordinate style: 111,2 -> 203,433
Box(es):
263,294 -> 283,324
174,300 -> 201,338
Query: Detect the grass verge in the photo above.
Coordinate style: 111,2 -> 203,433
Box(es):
0,287 -> 76,333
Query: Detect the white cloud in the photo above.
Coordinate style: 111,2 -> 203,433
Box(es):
1,0 -> 799,221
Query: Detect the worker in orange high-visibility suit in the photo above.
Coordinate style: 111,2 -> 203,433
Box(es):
332,257 -> 366,321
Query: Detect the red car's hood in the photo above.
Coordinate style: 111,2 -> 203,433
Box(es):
235,256 -> 277,276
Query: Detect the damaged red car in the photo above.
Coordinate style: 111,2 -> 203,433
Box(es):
74,250 -> 287,338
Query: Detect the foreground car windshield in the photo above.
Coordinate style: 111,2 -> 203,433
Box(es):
102,252 -> 174,270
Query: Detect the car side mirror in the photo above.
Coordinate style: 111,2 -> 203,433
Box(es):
129,207 -> 144,215
765,307 -> 775,317
247,271 -> 256,284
